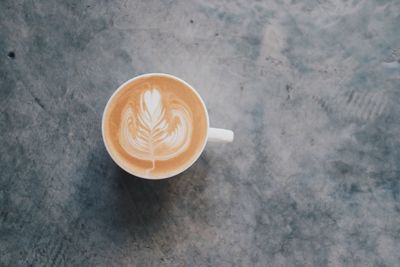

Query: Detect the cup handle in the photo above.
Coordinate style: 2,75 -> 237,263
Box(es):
207,128 -> 234,143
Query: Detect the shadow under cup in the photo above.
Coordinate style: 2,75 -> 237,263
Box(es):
102,74 -> 209,179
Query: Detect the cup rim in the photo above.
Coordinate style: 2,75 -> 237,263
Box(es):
101,73 -> 210,179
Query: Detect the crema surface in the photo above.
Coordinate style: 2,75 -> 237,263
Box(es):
103,75 -> 208,178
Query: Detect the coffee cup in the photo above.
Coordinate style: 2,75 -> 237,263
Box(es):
102,73 -> 234,179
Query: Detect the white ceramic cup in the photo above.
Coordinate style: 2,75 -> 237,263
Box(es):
102,73 -> 234,179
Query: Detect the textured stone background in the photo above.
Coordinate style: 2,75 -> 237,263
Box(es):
1,0 -> 400,266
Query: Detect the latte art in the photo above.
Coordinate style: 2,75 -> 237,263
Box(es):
102,74 -> 208,179
119,89 -> 193,174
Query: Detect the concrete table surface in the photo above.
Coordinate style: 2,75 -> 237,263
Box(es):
1,0 -> 400,266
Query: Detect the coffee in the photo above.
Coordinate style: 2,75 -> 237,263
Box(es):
102,74 -> 208,178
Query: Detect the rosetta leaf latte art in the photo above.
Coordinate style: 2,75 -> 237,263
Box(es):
119,89 -> 192,174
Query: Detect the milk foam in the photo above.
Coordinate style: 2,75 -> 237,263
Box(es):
118,89 -> 193,174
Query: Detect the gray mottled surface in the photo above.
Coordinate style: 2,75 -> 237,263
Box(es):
1,0 -> 400,266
